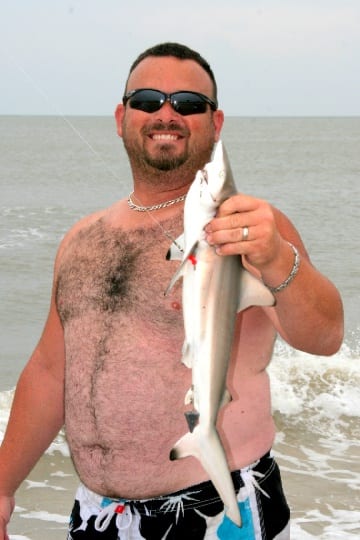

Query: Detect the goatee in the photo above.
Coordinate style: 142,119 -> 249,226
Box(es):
141,122 -> 190,171
143,146 -> 188,171
122,120 -> 215,184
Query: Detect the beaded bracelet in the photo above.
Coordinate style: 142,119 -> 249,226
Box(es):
264,242 -> 300,294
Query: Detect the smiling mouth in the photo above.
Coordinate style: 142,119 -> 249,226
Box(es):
145,122 -> 189,142
151,133 -> 181,141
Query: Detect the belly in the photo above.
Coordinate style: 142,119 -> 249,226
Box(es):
64,313 -> 196,496
64,308 -> 276,498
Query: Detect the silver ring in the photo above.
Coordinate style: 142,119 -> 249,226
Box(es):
242,226 -> 249,241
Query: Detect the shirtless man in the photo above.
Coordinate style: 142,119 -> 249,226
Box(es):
0,43 -> 343,540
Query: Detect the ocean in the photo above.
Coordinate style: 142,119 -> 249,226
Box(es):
0,116 -> 359,539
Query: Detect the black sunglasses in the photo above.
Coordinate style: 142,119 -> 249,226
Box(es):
122,88 -> 218,116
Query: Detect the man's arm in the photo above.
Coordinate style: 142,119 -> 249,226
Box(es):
0,261 -> 65,540
206,194 -> 344,355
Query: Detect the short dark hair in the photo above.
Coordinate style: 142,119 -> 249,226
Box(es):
126,42 -> 218,101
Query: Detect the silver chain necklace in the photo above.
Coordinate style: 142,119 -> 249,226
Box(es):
127,192 -> 186,212
127,191 -> 185,253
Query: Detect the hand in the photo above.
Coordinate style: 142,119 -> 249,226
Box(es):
0,495 -> 15,540
205,194 -> 283,270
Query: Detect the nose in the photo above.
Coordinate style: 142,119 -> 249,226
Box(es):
154,99 -> 180,121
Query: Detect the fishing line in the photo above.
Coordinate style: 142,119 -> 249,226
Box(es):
5,50 -> 120,183
6,50 -> 185,250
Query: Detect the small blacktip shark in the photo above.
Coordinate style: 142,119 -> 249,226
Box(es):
165,141 -> 275,527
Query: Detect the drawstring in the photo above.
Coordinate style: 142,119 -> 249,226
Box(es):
94,498 -> 133,534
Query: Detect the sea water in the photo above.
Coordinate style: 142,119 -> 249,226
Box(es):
0,116 -> 359,539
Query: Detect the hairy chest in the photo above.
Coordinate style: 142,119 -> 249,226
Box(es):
56,218 -> 184,331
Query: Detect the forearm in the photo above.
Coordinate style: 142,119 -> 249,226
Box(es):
206,196 -> 344,356
0,357 -> 64,497
261,239 -> 344,355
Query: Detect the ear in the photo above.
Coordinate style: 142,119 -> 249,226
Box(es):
213,109 -> 224,142
114,103 -> 125,137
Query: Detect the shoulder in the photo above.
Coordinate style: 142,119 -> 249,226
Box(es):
54,197 -> 132,268
62,208 -> 104,244
54,205 -> 113,271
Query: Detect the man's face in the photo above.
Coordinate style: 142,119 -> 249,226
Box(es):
115,56 -> 224,180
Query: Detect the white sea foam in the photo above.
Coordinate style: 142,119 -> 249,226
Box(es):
267,341 -> 360,539
0,205 -> 77,250
50,470 -> 73,478
18,510 -> 69,524
291,507 -> 360,539
0,227 -> 46,249
269,339 -> 360,437
25,479 -> 66,492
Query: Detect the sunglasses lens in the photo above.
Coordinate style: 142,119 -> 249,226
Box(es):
125,90 -> 215,115
172,92 -> 208,116
128,90 -> 164,113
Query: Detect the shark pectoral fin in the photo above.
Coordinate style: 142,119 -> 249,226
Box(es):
166,234 -> 184,261
181,341 -> 192,368
170,431 -> 199,461
164,266 -> 185,296
220,388 -> 232,408
237,269 -> 275,312
164,241 -> 199,296
184,387 -> 194,405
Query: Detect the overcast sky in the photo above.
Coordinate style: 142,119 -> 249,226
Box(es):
1,0 -> 359,116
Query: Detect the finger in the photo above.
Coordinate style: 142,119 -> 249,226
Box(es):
206,226 -> 261,250
207,197 -> 264,234
206,211 -> 256,235
216,193 -> 259,218
207,224 -> 254,246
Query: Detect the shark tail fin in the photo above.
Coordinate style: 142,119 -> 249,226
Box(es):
170,427 -> 242,527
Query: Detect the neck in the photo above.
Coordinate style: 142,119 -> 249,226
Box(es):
126,140 -> 215,202
131,167 -> 194,206
128,191 -> 187,212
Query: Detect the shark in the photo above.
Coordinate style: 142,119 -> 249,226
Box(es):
165,140 -> 275,527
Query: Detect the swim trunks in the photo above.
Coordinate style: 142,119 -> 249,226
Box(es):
67,451 -> 290,539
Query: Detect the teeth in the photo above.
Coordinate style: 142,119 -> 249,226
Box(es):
152,134 -> 178,141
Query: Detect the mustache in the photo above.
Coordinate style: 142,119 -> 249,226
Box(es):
142,122 -> 190,137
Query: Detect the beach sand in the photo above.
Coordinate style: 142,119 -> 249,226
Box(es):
9,453 -> 76,540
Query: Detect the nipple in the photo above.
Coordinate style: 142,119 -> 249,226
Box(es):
171,301 -> 182,311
